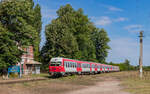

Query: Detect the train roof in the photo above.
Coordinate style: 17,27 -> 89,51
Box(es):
51,57 -> 113,66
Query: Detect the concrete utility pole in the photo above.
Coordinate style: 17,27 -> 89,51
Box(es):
139,31 -> 143,78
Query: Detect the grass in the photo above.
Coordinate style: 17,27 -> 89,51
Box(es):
2,71 -> 150,94
113,71 -> 150,94
57,74 -> 104,86
22,82 -> 30,86
31,73 -> 49,78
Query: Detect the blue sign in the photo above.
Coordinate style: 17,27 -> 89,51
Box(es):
8,66 -> 20,78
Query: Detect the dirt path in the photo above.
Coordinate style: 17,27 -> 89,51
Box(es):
65,77 -> 130,94
0,74 -> 131,94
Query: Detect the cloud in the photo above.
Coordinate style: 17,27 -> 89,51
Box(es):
41,6 -> 57,20
108,6 -> 123,12
40,7 -> 57,49
100,4 -> 123,12
124,24 -> 143,32
107,37 -> 150,66
113,17 -> 128,22
95,16 -> 112,26
93,16 -> 128,26
107,38 -> 138,65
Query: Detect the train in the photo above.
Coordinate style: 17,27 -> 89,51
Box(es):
49,57 -> 120,77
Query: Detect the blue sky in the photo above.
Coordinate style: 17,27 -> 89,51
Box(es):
34,0 -> 150,66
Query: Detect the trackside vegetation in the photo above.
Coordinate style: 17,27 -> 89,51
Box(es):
0,0 -> 41,71
1,0 -> 150,73
40,4 -> 110,71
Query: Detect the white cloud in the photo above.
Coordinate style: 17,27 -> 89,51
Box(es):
124,24 -> 143,32
107,6 -> 123,12
93,16 -> 128,26
114,17 -> 128,22
41,6 -> 57,20
95,16 -> 112,26
100,4 -> 123,12
106,37 -> 150,66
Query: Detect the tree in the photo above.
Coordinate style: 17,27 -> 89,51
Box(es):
92,28 -> 110,63
0,23 -> 23,69
108,59 -> 136,71
41,19 -> 79,66
33,4 -> 42,61
0,0 -> 41,70
41,4 -> 110,69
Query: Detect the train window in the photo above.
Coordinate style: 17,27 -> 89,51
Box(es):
81,64 -> 83,68
70,63 -> 72,67
69,63 -> 70,67
72,63 -> 74,68
82,64 -> 83,68
68,62 -> 69,67
92,64 -> 95,68
50,62 -> 61,66
78,63 -> 81,68
72,63 -> 73,68
66,63 -> 68,67
71,63 -> 73,68
73,63 -> 74,68
64,62 -> 66,67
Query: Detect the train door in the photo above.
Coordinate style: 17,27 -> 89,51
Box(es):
77,62 -> 82,74
95,64 -> 97,73
92,64 -> 95,72
97,65 -> 100,72
64,61 -> 69,72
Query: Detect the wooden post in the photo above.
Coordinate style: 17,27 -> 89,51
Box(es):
139,31 -> 143,78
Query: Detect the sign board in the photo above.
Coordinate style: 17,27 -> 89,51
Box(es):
8,66 -> 21,78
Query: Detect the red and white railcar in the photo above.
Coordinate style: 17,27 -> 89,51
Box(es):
49,57 -> 119,76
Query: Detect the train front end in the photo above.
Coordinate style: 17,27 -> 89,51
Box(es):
49,58 -> 64,77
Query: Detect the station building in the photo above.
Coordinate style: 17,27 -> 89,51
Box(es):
17,46 -> 41,75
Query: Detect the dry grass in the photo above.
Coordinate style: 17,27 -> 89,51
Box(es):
1,71 -> 150,94
0,74 -> 106,94
108,71 -> 150,94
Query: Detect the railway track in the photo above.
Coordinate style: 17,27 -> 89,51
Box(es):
0,77 -> 48,84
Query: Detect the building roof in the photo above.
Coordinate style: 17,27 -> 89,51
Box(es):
26,60 -> 41,65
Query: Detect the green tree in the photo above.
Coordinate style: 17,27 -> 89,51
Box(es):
41,4 -> 110,69
109,59 -> 136,71
0,23 -> 23,69
92,28 -> 110,63
33,4 -> 42,61
0,0 -> 41,70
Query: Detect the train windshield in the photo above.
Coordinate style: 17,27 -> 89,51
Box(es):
50,62 -> 61,66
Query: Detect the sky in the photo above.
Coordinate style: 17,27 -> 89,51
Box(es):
34,0 -> 150,66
